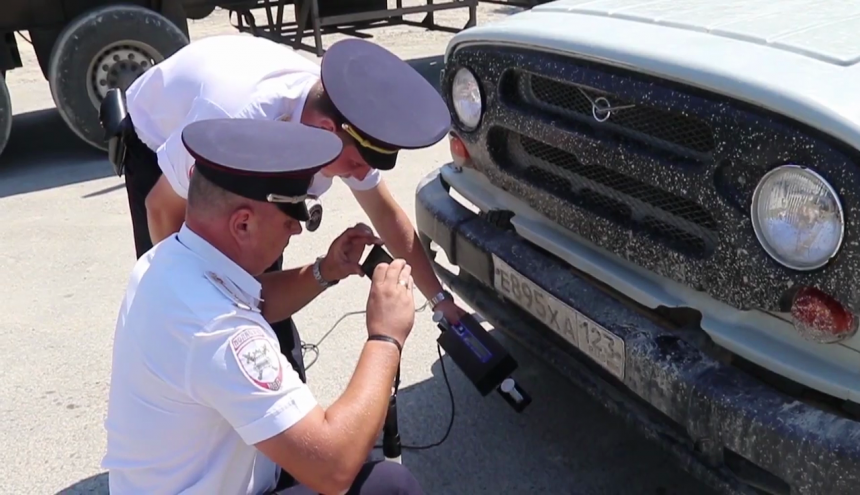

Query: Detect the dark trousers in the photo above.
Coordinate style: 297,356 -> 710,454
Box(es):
121,127 -> 306,383
123,128 -> 161,260
274,461 -> 424,495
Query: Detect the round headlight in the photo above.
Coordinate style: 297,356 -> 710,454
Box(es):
451,67 -> 482,130
751,165 -> 844,270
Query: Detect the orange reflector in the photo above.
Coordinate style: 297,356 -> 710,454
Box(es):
449,134 -> 471,168
790,287 -> 857,344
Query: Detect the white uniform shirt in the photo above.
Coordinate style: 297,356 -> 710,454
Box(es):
102,224 -> 317,494
125,33 -> 380,199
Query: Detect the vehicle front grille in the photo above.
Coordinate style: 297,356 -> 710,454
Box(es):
493,129 -> 718,258
527,73 -> 716,156
444,44 -> 860,314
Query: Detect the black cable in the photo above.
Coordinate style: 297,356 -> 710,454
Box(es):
299,299 -> 456,452
384,342 -> 455,451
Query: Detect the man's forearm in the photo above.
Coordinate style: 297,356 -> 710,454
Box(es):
258,341 -> 401,494
354,183 -> 445,302
145,176 -> 189,246
257,264 -> 325,323
147,207 -> 185,246
324,341 -> 400,483
373,211 -> 443,301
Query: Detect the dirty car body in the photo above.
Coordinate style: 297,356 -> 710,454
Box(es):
415,1 -> 860,494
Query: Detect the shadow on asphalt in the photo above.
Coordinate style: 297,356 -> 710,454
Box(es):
381,337 -> 703,495
489,4 -> 528,15
56,472 -> 107,494
0,55 -> 443,200
0,108 -> 112,199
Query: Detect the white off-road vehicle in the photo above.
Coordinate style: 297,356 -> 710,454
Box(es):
416,1 -> 860,494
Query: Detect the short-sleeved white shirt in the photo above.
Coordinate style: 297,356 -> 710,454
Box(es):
102,224 -> 318,494
125,33 -> 380,200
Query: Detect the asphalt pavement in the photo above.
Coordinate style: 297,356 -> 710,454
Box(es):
0,6 -> 718,495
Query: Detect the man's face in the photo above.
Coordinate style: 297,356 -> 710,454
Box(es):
234,203 -> 303,273
322,131 -> 373,180
262,204 -> 303,255
299,111 -> 375,180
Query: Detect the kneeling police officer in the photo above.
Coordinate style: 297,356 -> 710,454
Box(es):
102,118 -> 422,495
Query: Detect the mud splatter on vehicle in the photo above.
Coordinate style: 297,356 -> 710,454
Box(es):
416,1 -> 860,493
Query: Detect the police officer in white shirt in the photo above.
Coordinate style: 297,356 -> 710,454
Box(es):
103,118 -> 424,494
114,33 -> 466,387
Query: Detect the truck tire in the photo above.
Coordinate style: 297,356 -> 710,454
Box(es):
48,5 -> 190,151
0,73 -> 11,158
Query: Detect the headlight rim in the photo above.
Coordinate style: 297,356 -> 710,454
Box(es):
750,163 -> 845,272
449,65 -> 483,132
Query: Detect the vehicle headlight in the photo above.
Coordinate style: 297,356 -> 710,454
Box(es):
751,165 -> 844,270
451,67 -> 482,130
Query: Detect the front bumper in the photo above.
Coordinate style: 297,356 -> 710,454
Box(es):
415,167 -> 860,495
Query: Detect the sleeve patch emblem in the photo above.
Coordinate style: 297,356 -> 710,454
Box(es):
229,327 -> 283,391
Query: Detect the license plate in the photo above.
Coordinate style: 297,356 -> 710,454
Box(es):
492,255 -> 626,380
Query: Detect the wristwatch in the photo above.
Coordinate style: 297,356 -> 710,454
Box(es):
312,256 -> 339,289
429,290 -> 453,310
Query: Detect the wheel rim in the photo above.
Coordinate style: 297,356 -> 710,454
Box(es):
87,40 -> 164,108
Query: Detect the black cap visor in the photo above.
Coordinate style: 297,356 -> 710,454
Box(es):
356,144 -> 399,171
342,122 -> 399,171
276,201 -> 311,222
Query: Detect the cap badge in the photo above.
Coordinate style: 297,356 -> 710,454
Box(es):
266,193 -> 317,204
306,198 -> 323,232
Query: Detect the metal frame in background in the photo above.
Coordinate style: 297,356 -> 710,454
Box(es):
223,0 -> 478,57
477,0 -> 548,8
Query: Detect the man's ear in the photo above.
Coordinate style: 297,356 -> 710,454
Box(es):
228,206 -> 255,243
317,115 -> 337,133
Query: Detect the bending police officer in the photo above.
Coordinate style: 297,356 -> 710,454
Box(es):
102,118 -> 422,495
108,34 -> 466,384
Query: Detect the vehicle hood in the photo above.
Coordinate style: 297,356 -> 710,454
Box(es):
447,0 -> 860,152
531,0 -> 860,66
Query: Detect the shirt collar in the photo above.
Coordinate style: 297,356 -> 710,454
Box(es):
176,223 -> 263,303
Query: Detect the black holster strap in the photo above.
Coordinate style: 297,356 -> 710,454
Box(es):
99,88 -> 133,177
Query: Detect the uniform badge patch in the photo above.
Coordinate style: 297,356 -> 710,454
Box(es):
229,327 -> 283,391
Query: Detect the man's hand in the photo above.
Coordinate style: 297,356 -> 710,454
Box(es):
366,259 -> 415,348
434,298 -> 468,324
320,223 -> 382,282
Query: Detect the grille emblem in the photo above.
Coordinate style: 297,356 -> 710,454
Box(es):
577,88 -> 636,123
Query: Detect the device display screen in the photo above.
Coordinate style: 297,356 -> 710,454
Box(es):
451,322 -> 493,363
361,244 -> 394,278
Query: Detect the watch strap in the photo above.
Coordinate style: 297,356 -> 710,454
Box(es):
429,290 -> 452,309
312,256 -> 339,288
367,334 -> 403,354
